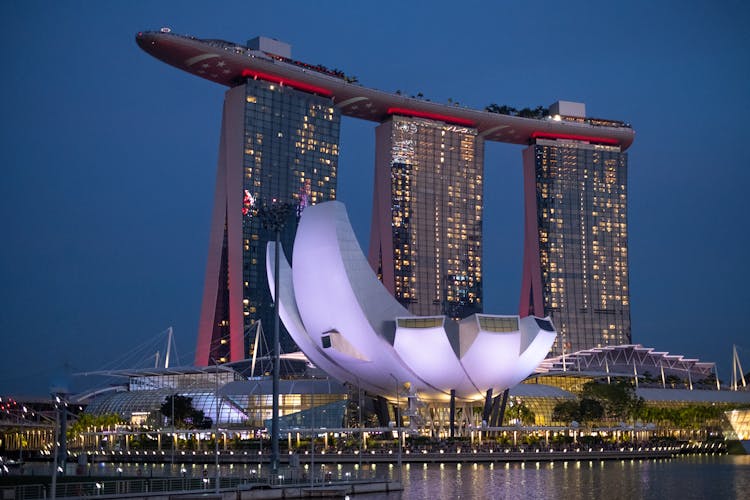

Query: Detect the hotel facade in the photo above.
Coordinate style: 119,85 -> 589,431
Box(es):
192,77 -> 341,365
520,102 -> 630,355
369,116 -> 484,319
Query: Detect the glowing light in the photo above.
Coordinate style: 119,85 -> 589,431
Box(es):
242,190 -> 255,216
530,131 -> 619,145
241,69 -> 332,96
387,107 -> 475,127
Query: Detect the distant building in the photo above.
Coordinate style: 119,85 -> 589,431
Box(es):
82,367 -> 347,427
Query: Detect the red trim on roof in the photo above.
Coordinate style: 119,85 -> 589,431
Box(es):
241,69 -> 332,96
531,131 -> 620,145
387,107 -> 475,127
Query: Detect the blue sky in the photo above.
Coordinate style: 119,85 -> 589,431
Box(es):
1,1 -> 749,395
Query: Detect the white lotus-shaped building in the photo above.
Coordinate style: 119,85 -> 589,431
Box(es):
267,201 -> 556,402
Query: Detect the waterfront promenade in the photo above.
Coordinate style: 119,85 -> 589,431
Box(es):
77,439 -> 721,465
87,445 -> 681,466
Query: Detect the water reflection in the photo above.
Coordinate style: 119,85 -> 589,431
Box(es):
397,455 -> 750,500
16,455 -> 750,499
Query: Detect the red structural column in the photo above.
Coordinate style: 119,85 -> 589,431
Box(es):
519,146 -> 544,318
195,86 -> 246,366
367,122 -> 396,294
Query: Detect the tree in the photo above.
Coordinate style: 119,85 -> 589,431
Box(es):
580,380 -> 641,420
504,400 -> 536,425
485,104 -> 518,115
579,398 -> 604,423
532,105 -> 549,118
696,374 -> 720,388
641,371 -> 657,384
502,105 -> 519,115
160,395 -> 211,429
68,413 -> 124,441
552,400 -> 580,424
665,375 -> 683,388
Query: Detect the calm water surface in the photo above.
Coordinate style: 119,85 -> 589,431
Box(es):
20,454 -> 750,499
389,455 -> 750,499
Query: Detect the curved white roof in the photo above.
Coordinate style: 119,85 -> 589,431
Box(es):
267,201 -> 556,402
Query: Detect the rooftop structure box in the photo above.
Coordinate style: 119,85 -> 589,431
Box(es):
550,100 -> 586,118
247,36 -> 292,58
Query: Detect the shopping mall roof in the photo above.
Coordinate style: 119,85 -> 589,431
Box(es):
509,383 -> 574,399
536,344 -> 716,379
635,387 -> 750,404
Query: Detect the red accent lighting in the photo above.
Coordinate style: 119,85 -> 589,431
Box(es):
387,107 -> 475,127
241,69 -> 332,96
530,131 -> 620,145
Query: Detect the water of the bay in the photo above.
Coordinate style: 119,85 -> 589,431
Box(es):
19,454 -> 750,499
391,455 -> 750,499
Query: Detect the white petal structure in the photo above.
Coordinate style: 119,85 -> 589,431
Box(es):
267,201 -> 556,402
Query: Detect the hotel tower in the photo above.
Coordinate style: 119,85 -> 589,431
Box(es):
178,38 -> 341,366
520,102 -> 630,355
369,116 -> 484,319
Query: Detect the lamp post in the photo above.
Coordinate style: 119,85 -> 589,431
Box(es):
258,199 -> 293,474
210,359 -> 221,494
309,389 -> 315,489
357,378 -> 363,474
50,395 -> 60,500
389,374 -> 402,483
215,364 -> 220,493
170,394 -> 175,467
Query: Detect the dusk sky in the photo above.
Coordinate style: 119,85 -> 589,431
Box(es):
2,1 -> 748,396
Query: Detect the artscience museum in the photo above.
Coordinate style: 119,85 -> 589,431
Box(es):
267,201 -> 557,403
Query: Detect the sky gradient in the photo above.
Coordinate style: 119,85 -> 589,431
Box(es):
2,1 -> 749,395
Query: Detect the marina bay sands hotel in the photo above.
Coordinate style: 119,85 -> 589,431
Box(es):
136,31 -> 635,367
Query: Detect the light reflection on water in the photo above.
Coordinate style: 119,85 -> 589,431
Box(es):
20,455 -> 750,499
393,455 -> 750,500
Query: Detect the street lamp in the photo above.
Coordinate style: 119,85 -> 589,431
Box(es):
50,395 -> 60,500
210,359 -> 221,494
310,388 -> 315,489
49,391 -> 69,499
389,374 -> 403,483
356,377 -> 363,474
170,394 -> 175,467
257,199 -> 294,474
